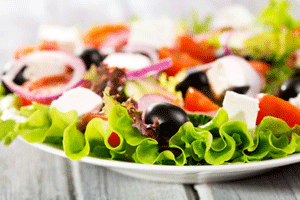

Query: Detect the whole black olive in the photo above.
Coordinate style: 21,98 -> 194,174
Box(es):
144,103 -> 190,140
13,65 -> 27,85
229,86 -> 250,95
279,78 -> 300,101
175,71 -> 210,98
79,48 -> 105,70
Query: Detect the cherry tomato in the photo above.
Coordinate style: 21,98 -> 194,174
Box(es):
159,47 -> 202,76
82,23 -> 129,48
108,132 -> 120,148
184,87 -> 219,112
256,93 -> 300,127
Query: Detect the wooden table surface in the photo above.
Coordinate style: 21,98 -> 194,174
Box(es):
1,139 -> 300,200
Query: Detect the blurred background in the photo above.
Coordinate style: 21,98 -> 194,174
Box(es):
1,0 -> 300,69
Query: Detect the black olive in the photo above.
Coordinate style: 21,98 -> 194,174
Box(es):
13,65 -> 27,85
243,55 -> 253,61
144,103 -> 190,141
175,71 -> 210,98
79,48 -> 106,70
279,78 -> 300,101
1,82 -> 12,94
229,86 -> 250,94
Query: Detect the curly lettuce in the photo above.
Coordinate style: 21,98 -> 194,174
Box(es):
1,102 -> 300,166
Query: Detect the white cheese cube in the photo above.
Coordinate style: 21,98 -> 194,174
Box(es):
289,93 -> 300,108
212,5 -> 255,29
222,91 -> 259,130
37,25 -> 83,53
206,56 -> 248,98
103,53 -> 151,71
50,87 -> 102,117
233,56 -> 265,97
128,18 -> 176,49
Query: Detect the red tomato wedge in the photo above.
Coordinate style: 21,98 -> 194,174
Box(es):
256,93 -> 300,127
175,35 -> 216,63
248,61 -> 270,77
82,23 -> 129,48
185,87 -> 220,112
159,47 -> 202,76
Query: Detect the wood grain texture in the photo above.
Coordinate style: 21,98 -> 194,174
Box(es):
195,163 -> 300,200
76,162 -> 192,200
0,139 -> 71,200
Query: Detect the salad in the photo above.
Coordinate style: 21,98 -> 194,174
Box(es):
1,0 -> 300,166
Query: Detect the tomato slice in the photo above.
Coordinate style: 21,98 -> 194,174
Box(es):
248,61 -> 270,77
38,40 -> 60,51
256,93 -> 300,127
85,112 -> 108,124
175,35 -> 216,63
82,23 -> 129,48
185,87 -> 219,112
159,47 -> 202,76
20,73 -> 72,106
14,44 -> 37,60
108,132 -> 120,148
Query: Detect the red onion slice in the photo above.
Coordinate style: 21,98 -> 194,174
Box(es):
136,93 -> 173,114
123,58 -> 172,80
2,51 -> 86,101
123,44 -> 159,63
99,30 -> 130,54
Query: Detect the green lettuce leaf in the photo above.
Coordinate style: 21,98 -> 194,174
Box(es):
16,103 -> 51,143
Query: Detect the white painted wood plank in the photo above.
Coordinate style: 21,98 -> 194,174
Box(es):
0,139 -> 71,200
195,163 -> 300,200
77,161 -> 193,200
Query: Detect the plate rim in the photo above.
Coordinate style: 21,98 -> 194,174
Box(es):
19,137 -> 300,173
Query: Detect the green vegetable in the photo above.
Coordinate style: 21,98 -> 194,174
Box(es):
179,11 -> 212,34
1,100 -> 300,165
244,0 -> 300,95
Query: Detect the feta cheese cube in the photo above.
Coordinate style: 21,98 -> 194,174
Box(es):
212,5 -> 255,29
206,56 -> 248,98
128,18 -> 176,49
37,25 -> 83,53
289,93 -> 300,108
206,56 -> 264,98
103,53 -> 151,71
222,91 -> 259,130
50,87 -> 102,116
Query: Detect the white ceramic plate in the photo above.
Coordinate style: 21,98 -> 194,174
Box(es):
20,138 -> 300,184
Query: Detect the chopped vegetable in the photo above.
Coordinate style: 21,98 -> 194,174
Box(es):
82,23 -> 129,48
159,47 -> 202,76
184,87 -> 219,112
256,93 -> 300,127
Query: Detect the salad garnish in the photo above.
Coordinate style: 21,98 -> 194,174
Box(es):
1,0 -> 300,166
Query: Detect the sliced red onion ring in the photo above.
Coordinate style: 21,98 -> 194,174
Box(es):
123,58 -> 173,80
123,44 -> 159,63
2,51 -> 86,101
99,30 -> 130,55
136,93 -> 173,115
